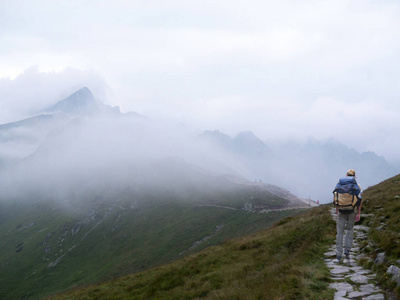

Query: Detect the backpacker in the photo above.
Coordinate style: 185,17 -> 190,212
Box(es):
332,177 -> 361,211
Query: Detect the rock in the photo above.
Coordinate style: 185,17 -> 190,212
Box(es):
15,242 -> 24,253
374,252 -> 386,265
363,294 -> 385,300
354,225 -> 370,232
348,284 -> 380,298
360,213 -> 375,218
356,253 -> 366,260
324,250 -> 337,257
330,265 -> 351,275
329,282 -> 354,292
387,265 -> 400,285
23,222 -> 34,229
42,232 -> 53,246
71,222 -> 81,235
333,290 -> 348,300
348,273 -> 369,284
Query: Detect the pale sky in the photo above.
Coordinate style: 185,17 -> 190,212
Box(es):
1,0 -> 400,161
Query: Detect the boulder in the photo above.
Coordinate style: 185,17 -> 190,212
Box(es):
374,252 -> 386,265
387,265 -> 400,285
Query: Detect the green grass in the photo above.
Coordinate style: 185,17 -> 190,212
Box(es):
47,205 -> 336,300
359,173 -> 400,297
0,184 -> 300,300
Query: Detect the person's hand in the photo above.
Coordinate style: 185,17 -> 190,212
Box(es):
355,214 -> 360,222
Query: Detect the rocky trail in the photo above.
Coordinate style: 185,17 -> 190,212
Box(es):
324,208 -> 386,300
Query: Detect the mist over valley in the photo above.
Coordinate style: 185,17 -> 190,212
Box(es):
1,87 -> 397,204
0,88 -> 398,299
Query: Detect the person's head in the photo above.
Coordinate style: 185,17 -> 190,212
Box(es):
346,169 -> 356,177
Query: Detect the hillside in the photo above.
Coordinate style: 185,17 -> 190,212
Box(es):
0,172 -> 307,300
357,173 -> 400,298
43,174 -> 400,300
47,205 -> 336,300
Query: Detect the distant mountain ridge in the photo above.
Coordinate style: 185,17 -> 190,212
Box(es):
0,87 -> 398,202
200,131 -> 398,202
0,87 -> 142,167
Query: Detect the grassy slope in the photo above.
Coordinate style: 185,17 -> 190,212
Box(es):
0,184 -> 300,300
358,173 -> 400,297
47,205 -> 336,300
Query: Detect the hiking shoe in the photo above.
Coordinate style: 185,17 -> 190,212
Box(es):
344,249 -> 350,256
336,255 -> 342,263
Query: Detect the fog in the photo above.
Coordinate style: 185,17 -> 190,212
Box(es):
2,1 -> 400,203
0,108 -> 247,203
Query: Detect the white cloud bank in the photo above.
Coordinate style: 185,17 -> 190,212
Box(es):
1,0 -> 400,161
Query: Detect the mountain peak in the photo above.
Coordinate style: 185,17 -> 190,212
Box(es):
234,131 -> 269,155
45,87 -> 98,116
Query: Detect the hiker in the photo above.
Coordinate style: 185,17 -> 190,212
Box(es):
333,169 -> 362,262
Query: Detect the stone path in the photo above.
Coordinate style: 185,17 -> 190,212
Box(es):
324,208 -> 386,300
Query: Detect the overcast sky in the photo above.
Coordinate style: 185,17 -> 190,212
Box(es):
1,0 -> 400,161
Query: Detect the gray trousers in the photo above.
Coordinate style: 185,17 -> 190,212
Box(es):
336,211 -> 356,256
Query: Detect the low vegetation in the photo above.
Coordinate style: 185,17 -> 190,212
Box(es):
0,183 -> 301,299
358,174 -> 400,297
48,205 -> 336,300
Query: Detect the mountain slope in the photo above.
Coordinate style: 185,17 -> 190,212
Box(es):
47,205 -> 335,300
0,173 -> 306,300
358,173 -> 400,297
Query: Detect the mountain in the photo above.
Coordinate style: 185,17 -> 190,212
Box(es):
0,88 -> 312,299
44,87 -> 98,116
2,87 -> 396,203
0,87 -> 142,170
1,87 -> 398,298
201,130 -> 269,157
200,132 -> 398,203
233,131 -> 270,156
